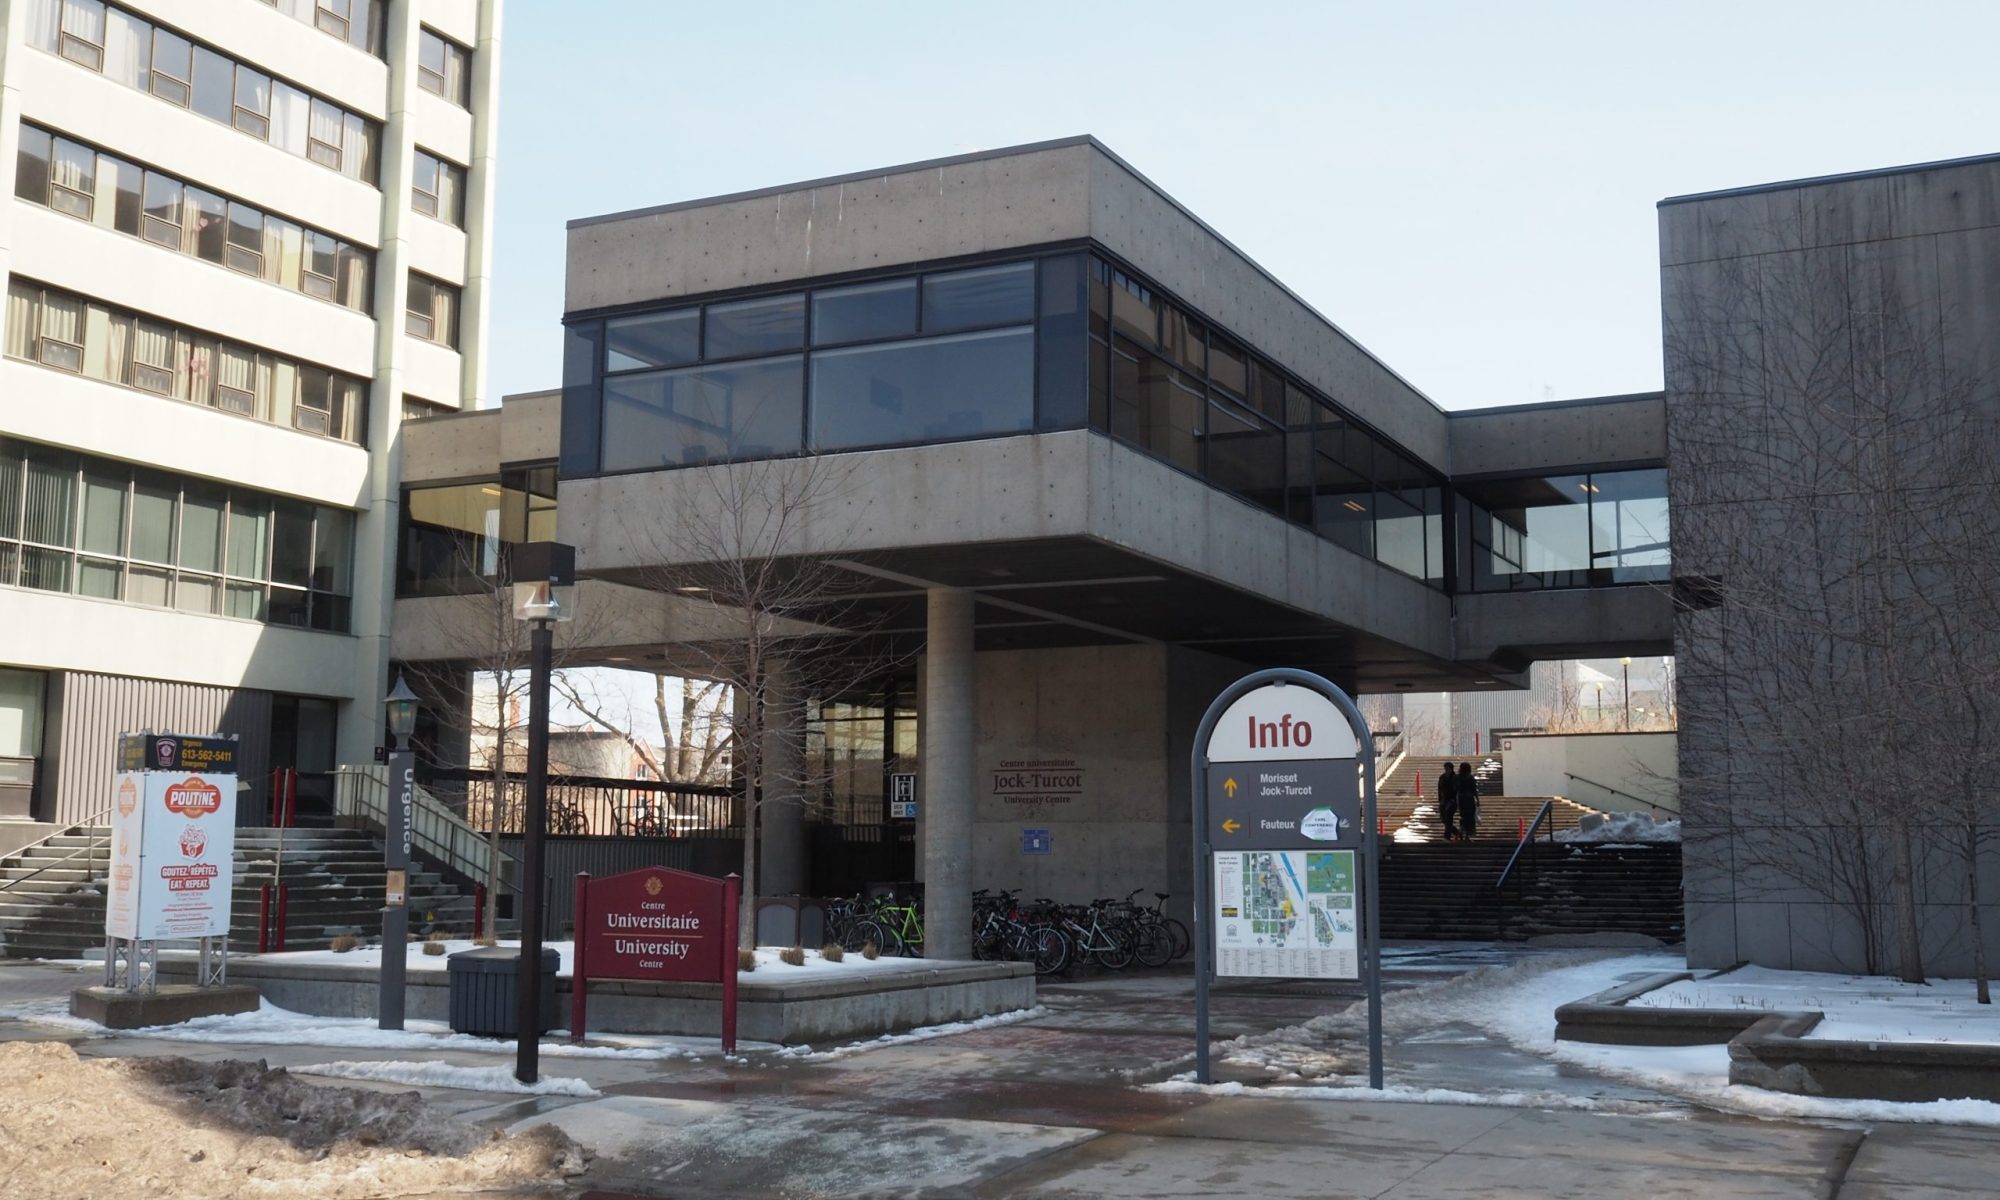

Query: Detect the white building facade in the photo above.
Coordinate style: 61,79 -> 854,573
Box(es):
0,0 -> 501,835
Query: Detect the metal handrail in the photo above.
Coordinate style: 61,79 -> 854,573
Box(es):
1495,797 -> 1557,893
0,805 -> 114,892
1564,772 -> 1679,817
333,765 -> 520,893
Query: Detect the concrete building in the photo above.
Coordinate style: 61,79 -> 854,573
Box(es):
0,0 -> 501,842
397,137 -> 1672,955
1662,152 -> 2000,976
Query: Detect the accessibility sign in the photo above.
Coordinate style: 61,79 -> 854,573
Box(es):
1206,759 -> 1360,847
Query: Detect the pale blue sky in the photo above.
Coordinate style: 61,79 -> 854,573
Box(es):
485,1 -> 2000,411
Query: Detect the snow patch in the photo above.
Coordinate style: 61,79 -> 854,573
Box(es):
787,1005 -> 1050,1060
293,1059 -> 598,1096
1555,813 -> 1681,844
1634,964 -> 2000,1046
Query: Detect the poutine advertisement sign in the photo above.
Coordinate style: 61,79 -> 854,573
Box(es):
106,733 -> 238,941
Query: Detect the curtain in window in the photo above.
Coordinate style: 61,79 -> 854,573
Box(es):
217,344 -> 255,402
49,140 -> 94,203
101,312 -> 132,385
104,8 -> 149,88
342,113 -> 375,183
131,320 -> 172,367
23,453 -> 76,547
277,221 -> 305,291
436,163 -> 462,225
58,0 -> 103,45
24,0 -> 59,51
270,83 -> 310,156
308,100 -> 343,156
4,285 -> 39,360
40,294 -> 83,347
254,356 -> 276,420
184,337 -> 214,404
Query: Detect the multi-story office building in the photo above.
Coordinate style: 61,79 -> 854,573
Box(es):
0,0 -> 501,837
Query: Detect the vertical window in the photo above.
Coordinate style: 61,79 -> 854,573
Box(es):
307,99 -> 344,170
108,156 -> 143,235
406,275 -> 460,347
47,137 -> 96,219
141,172 -> 183,248
270,82 -> 310,156
102,6 -> 148,88
129,320 -> 177,394
225,202 -> 264,276
13,126 -> 52,205
36,293 -> 85,373
416,29 -> 470,106
57,0 -> 106,70
233,66 -> 272,138
303,231 -> 339,301
148,27 -> 193,107
187,187 -> 227,263
410,150 -> 464,225
190,45 -> 234,124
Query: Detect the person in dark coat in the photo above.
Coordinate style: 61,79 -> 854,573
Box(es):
1436,761 -> 1459,841
1457,762 -> 1480,839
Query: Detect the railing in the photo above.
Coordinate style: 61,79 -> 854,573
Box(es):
1495,797 -> 1557,895
333,764 -> 517,894
1372,730 -> 1407,783
0,805 -> 114,893
419,767 -> 739,838
1564,772 -> 1679,818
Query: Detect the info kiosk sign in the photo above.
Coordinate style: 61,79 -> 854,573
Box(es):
1192,670 -> 1382,1087
106,732 -> 239,992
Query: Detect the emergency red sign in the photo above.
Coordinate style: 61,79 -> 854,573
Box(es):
164,777 -> 223,817
572,866 -> 741,1052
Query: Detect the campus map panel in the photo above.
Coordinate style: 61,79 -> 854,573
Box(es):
1213,849 -> 1359,979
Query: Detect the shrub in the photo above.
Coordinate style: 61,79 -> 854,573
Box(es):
427,930 -> 448,943
472,935 -> 497,948
861,942 -> 880,961
820,943 -> 844,963
779,946 -> 806,967
420,941 -> 447,956
738,947 -> 757,972
329,934 -> 360,953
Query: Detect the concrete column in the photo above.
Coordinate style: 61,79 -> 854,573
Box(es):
758,659 -> 807,899
921,588 -> 975,959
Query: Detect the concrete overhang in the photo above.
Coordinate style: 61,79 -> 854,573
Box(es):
564,137 -> 1449,472
1454,586 -> 1674,672
553,430 -> 1493,689
1448,392 -> 1666,477
402,390 -> 560,484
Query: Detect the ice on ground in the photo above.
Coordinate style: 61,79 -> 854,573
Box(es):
781,1005 -> 1050,1060
0,1041 -> 583,1200
1555,813 -> 1682,844
1634,964 -> 2000,1045
294,1059 -> 598,1096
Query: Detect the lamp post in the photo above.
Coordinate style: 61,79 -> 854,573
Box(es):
510,542 -> 575,1085
1620,656 -> 1632,730
379,674 -> 419,1030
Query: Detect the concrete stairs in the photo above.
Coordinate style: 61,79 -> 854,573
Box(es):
1375,755 -> 1508,830
0,827 -> 491,961
1379,836 -> 1684,943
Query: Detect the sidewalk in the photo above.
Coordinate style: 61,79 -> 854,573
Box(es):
4,949 -> 1996,1198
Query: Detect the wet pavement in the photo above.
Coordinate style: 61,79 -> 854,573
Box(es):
5,948 -> 1998,1197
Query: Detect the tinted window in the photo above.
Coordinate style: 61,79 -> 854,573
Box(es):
191,47 -> 234,124
811,327 -> 1033,451
922,262 -> 1033,332
14,126 -> 51,204
703,294 -> 803,360
600,356 -> 804,470
811,279 -> 916,346
605,309 -> 698,372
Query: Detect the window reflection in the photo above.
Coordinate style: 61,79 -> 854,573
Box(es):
811,327 -> 1031,451
1458,468 -> 1667,590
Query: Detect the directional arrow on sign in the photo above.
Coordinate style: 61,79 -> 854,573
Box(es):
1221,818 -> 1242,833
1223,778 -> 1239,798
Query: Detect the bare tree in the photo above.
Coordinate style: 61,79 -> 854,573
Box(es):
551,671 -> 732,787
630,453 -> 903,948
1666,232 -> 2000,985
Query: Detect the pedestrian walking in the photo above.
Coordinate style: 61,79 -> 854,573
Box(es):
1458,762 -> 1480,839
1437,761 -> 1459,841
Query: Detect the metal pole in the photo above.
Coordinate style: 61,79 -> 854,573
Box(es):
1193,737 -> 1212,1084
1362,736 -> 1383,1089
1623,661 -> 1632,730
515,618 -> 554,1085
380,748 -> 414,1030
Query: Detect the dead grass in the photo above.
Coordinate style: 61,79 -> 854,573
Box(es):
820,943 -> 845,963
738,947 -> 757,972
779,946 -> 806,966
329,934 -> 360,953
420,941 -> 447,956
861,942 -> 880,961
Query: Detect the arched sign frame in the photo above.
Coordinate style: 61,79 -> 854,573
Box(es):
1190,668 -> 1383,1088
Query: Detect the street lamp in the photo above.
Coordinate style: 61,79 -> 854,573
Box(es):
1620,656 -> 1632,730
379,674 -> 419,1029
510,542 -> 575,1085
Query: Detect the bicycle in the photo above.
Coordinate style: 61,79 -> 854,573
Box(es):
868,894 -> 926,956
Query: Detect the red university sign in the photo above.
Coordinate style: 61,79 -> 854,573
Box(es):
572,866 -> 740,1051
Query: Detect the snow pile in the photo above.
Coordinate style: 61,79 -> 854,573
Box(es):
294,1059 -> 598,1096
1635,965 -> 2000,1045
0,1041 -> 583,1200
0,995 -> 713,1060
1392,804 -> 1439,843
1555,813 -> 1681,844
743,945 -> 940,978
265,938 -> 942,980
1175,950 -> 2000,1125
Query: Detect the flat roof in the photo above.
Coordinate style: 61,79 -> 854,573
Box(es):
567,136 -> 1459,418
1449,390 -> 1663,418
1659,149 -> 2000,207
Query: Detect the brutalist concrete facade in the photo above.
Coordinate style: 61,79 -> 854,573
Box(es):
1663,152 -> 2000,976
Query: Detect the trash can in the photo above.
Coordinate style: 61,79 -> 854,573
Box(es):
446,946 -> 558,1037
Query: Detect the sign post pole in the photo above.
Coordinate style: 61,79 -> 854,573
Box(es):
570,873 -> 589,1044
379,749 -> 414,1030
722,873 -> 740,1055
1190,669 -> 1381,1088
